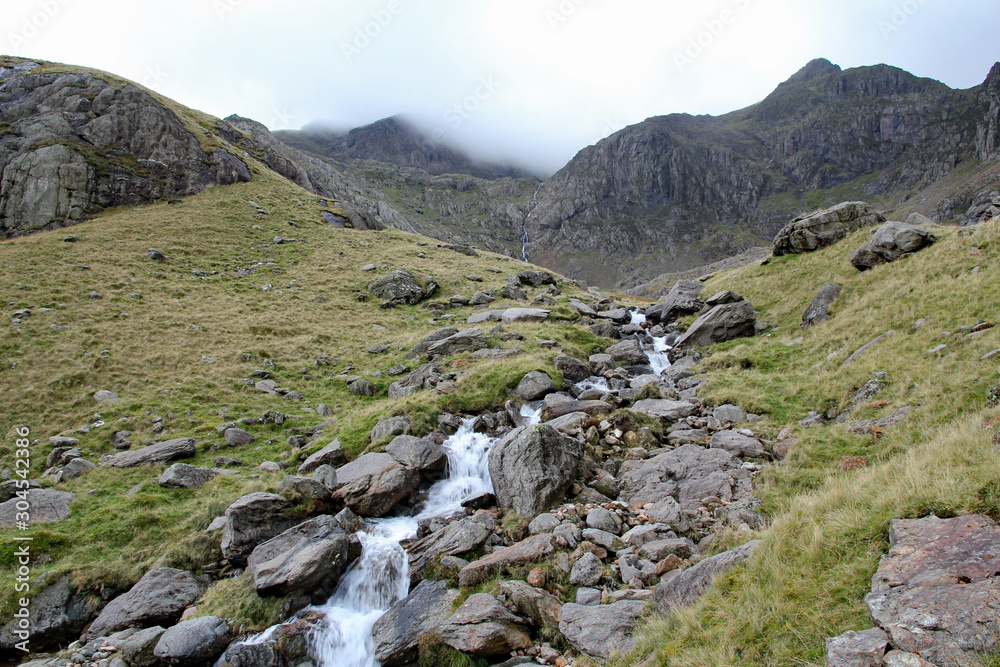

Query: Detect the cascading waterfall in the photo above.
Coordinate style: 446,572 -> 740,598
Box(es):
521,183 -> 543,263
630,309 -> 672,374
304,406 -> 544,666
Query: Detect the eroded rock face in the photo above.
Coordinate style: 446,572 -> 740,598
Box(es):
0,65 -> 250,237
488,425 -> 582,517
772,202 -> 886,256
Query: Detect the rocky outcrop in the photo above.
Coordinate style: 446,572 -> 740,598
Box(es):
559,600 -> 648,661
368,270 -> 438,306
438,593 -> 532,657
826,514 -> 1000,667
488,425 -> 582,517
773,202 -> 886,256
0,488 -> 75,526
220,493 -> 297,565
674,300 -> 757,348
646,280 -> 706,324
333,463 -> 420,517
850,221 -> 937,271
407,519 -> 491,582
86,568 -> 206,638
0,61 -> 250,237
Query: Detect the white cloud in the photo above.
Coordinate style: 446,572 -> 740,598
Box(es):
3,0 -> 997,175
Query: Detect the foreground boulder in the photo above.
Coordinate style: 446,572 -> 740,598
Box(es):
850,221 -> 937,271
835,514 -> 1000,666
407,519 -> 491,582
87,568 -> 206,638
0,575 -> 99,653
153,616 -> 231,667
334,463 -> 420,517
372,579 -> 460,666
386,435 -> 447,472
488,425 -> 582,517
99,438 -> 196,468
220,493 -> 297,565
674,300 -> 756,348
772,202 -> 885,256
438,593 -> 531,657
369,269 -> 438,306
248,516 -> 351,597
559,600 -> 648,660
654,540 -> 760,615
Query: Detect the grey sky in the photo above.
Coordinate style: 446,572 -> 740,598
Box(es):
5,0 -> 998,175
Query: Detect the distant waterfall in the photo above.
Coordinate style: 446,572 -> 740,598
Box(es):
521,183 -> 542,262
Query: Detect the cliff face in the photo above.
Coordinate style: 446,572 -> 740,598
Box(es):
278,116 -> 530,181
0,59 -> 251,237
523,59 -> 1000,287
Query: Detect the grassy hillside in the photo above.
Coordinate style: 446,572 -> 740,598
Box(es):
0,160 -> 605,625
613,218 -> 1000,666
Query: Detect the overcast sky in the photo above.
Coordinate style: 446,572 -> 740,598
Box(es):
5,0 -> 998,175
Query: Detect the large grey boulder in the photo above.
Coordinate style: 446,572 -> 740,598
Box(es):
296,439 -> 346,475
278,475 -> 334,501
862,515 -> 1000,666
371,416 -> 410,444
119,626 -> 166,667
336,452 -> 396,486
407,519 -> 491,582
153,616 -> 231,667
99,438 -> 196,468
772,202 -> 885,256
569,552 -> 604,586
368,270 -> 438,306
248,516 -> 351,596
674,301 -> 757,348
0,488 -> 75,526
334,463 -> 420,517
501,308 -> 550,324
386,435 -> 447,472
87,568 -> 206,638
606,339 -> 650,365
158,463 -> 227,490
645,280 -> 706,325
851,221 -> 937,271
802,283 -> 842,329
425,328 -> 488,357
559,600 -> 648,661
388,362 -> 444,399
488,425 -> 582,517
0,575 -> 99,653
438,593 -> 531,657
630,399 -> 700,421
220,493 -> 296,565
371,579 -> 460,666
654,540 -> 760,615
516,371 -> 556,401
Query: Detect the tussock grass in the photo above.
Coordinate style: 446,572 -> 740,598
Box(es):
609,218 -> 1000,666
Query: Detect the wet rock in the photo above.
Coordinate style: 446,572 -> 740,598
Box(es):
488,425 -> 582,517
559,600 -> 648,661
87,568 -> 206,638
372,579 -> 460,666
802,283 -> 842,329
221,493 -> 296,565
772,202 -> 885,256
386,435 -> 447,472
674,301 -> 757,348
248,516 -> 351,596
654,540 -> 760,615
153,616 -> 231,667
334,463 -> 420,517
336,452 -> 396,486
99,438 -> 196,468
438,593 -> 531,657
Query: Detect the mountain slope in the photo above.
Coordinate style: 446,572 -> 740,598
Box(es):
525,59 -> 1000,288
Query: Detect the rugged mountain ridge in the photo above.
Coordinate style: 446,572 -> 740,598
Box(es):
278,116 -> 531,180
524,59 -> 1000,287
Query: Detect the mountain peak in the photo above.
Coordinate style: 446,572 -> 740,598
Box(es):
781,58 -> 842,87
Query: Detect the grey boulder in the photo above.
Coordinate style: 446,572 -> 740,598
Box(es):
559,600 -> 648,661
851,221 -> 937,271
674,301 -> 757,348
773,202 -> 885,256
99,438 -> 197,468
220,493 -> 296,565
516,371 -> 556,401
709,430 -> 766,458
334,463 -> 420,517
248,516 -> 351,596
802,282 -> 842,329
654,540 -> 760,615
87,568 -> 206,638
158,463 -> 226,490
368,270 -> 438,306
153,616 -> 231,667
425,328 -> 488,357
645,280 -> 706,325
386,435 -> 447,472
297,439 -> 347,475
371,579 -> 460,666
0,488 -> 75,526
438,593 -> 531,657
407,519 -> 491,582
488,425 -> 582,517
606,339 -> 650,365
0,574 -> 99,653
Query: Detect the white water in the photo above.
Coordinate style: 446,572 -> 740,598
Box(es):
630,309 -> 672,375
305,405 -> 544,666
521,183 -> 543,262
